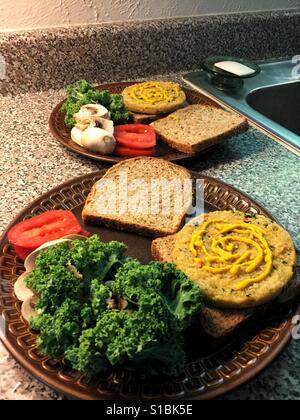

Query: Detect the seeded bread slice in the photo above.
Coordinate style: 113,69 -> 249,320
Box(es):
82,157 -> 192,238
151,104 -> 249,154
151,234 -> 253,342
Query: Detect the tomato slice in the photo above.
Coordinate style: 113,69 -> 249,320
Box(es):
114,146 -> 156,157
114,124 -> 156,150
8,210 -> 87,260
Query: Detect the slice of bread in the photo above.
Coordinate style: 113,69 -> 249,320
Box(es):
130,111 -> 166,125
151,234 -> 254,342
151,104 -> 249,154
82,157 -> 192,237
151,234 -> 177,263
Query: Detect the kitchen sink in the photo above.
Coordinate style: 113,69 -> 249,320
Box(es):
183,59 -> 300,155
247,81 -> 300,137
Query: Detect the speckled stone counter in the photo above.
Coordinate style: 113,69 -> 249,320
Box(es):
1,10 -> 300,95
0,73 -> 299,400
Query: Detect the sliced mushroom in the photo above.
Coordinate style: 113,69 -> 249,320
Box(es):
93,118 -> 114,135
71,127 -> 83,147
21,296 -> 39,323
74,104 -> 110,125
81,127 -> 116,155
82,104 -> 110,120
75,122 -> 90,132
14,272 -> 34,302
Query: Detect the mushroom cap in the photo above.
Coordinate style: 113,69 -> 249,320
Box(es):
81,127 -> 116,155
93,118 -> 114,135
14,272 -> 34,302
71,127 -> 83,146
21,296 -> 39,324
74,104 -> 110,125
81,104 -> 110,119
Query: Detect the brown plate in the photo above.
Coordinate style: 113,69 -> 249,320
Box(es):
49,82 -> 224,163
0,171 -> 299,400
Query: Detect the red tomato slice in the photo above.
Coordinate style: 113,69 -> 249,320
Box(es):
114,146 -> 155,157
8,210 -> 87,260
114,124 -> 156,150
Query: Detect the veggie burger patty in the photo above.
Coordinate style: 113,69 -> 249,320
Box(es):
173,211 -> 296,309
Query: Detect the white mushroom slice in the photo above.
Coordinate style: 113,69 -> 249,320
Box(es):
14,272 -> 34,302
81,104 -> 110,120
75,122 -> 90,132
24,235 -> 87,272
74,107 -> 94,125
21,296 -> 39,324
81,127 -> 116,155
71,127 -> 83,147
93,118 -> 114,135
74,104 -> 110,125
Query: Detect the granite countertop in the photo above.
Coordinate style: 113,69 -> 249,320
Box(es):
0,75 -> 300,400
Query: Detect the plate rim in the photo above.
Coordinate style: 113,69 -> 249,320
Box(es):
0,170 -> 299,400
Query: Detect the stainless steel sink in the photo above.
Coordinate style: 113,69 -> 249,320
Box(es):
183,59 -> 300,156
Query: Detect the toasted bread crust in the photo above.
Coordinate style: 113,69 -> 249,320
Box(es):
83,214 -> 184,238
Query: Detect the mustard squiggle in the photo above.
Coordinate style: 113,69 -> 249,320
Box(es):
189,219 -> 273,290
130,82 -> 180,105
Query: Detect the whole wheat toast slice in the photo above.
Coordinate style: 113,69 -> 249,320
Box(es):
130,111 -> 167,125
82,157 -> 192,238
151,235 -> 254,342
151,104 -> 249,154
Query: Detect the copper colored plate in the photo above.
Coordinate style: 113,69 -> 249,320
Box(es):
49,82 -> 224,163
0,171 -> 299,400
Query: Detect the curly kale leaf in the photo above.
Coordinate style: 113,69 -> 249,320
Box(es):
110,94 -> 130,125
113,260 -> 202,329
25,243 -> 84,313
70,235 -> 128,288
112,259 -> 163,302
158,262 -> 203,328
27,237 -> 202,378
60,80 -> 130,127
90,280 -> 110,317
30,299 -> 85,357
65,329 -> 108,377
92,306 -> 184,377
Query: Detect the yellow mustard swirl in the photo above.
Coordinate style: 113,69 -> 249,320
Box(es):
129,82 -> 180,104
189,219 -> 273,290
